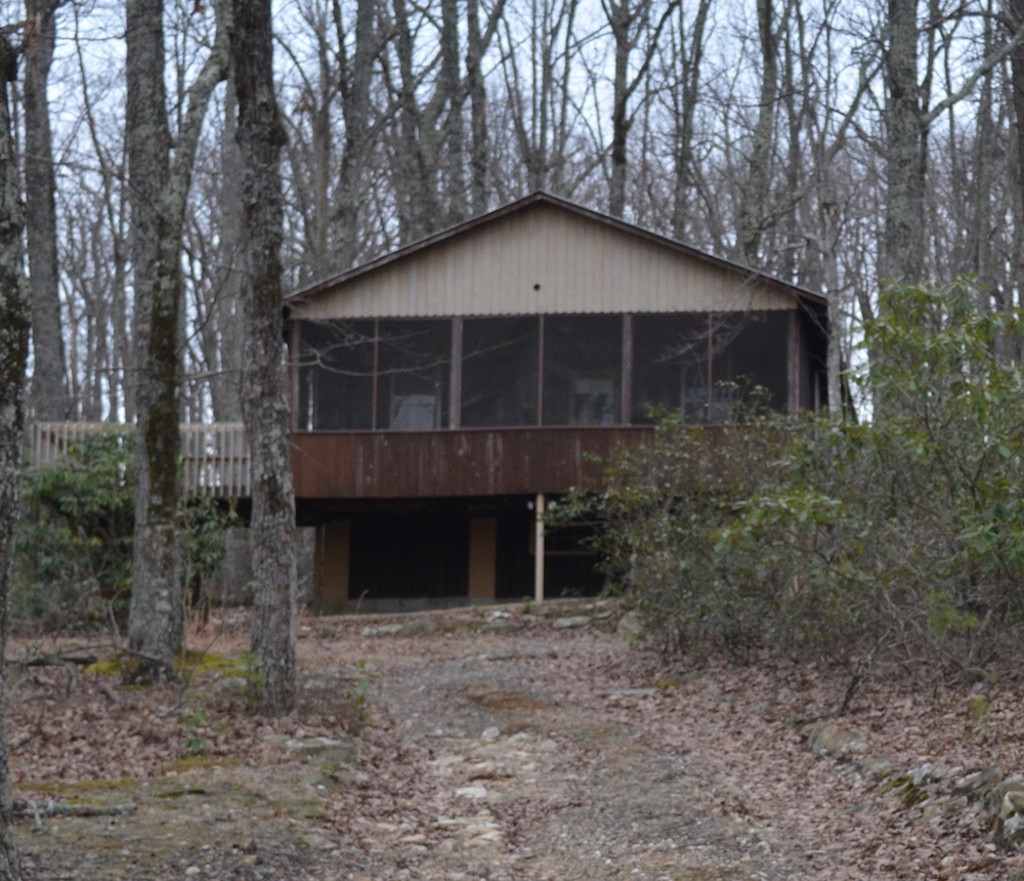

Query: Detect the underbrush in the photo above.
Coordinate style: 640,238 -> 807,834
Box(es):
561,281 -> 1024,687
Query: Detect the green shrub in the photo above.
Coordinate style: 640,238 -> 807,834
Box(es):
563,281 -> 1024,677
15,432 -> 135,630
15,432 -> 239,633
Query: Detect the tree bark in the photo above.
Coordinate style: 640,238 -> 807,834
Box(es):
0,28 -> 26,881
669,0 -> 711,240
232,0 -> 298,716
125,0 -> 182,680
1006,0 -> 1024,310
881,0 -> 926,285
210,80 -> 244,422
737,0 -> 778,266
125,0 -> 229,680
24,0 -> 68,421
334,0 -> 376,269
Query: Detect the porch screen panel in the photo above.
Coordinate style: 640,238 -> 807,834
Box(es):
376,319 -> 452,429
298,319 -> 375,430
461,317 -> 539,427
711,311 -> 790,415
630,313 -> 712,423
542,315 -> 622,425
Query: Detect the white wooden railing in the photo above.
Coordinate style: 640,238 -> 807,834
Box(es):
30,422 -> 251,498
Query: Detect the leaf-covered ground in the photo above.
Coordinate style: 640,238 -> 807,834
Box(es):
6,602 -> 1024,880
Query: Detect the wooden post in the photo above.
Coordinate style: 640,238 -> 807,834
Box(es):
534,493 -> 545,606
468,517 -> 497,602
313,521 -> 351,615
450,317 -> 463,428
621,313 -> 632,424
787,309 -> 801,415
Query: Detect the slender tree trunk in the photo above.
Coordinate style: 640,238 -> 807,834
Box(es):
669,0 -> 711,239
390,0 -> 439,242
466,0 -> 491,214
334,0 -> 375,269
210,82 -> 243,422
1006,0 -> 1024,308
24,0 -> 68,421
440,0 -> 466,223
232,0 -> 298,716
607,0 -> 631,218
737,0 -> 778,265
0,29 -> 26,881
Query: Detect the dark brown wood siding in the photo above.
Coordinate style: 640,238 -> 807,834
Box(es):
291,427 -> 653,499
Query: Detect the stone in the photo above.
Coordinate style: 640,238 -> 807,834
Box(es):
802,720 -> 867,759
956,766 -> 1003,801
401,618 -> 435,636
552,616 -> 591,630
361,623 -> 404,637
858,756 -> 896,782
999,813 -> 1024,850
617,610 -> 645,644
456,784 -> 488,799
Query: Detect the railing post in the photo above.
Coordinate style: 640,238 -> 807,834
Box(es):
534,493 -> 545,607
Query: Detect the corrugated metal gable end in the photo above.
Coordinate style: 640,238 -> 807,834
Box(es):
289,194 -> 817,320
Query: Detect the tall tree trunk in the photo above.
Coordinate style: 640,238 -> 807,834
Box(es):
334,0 -> 375,269
125,0 -> 183,680
210,82 -> 243,422
24,0 -> 68,421
737,0 -> 778,265
1006,0 -> 1024,307
440,0 -> 466,223
232,0 -> 298,716
466,0 -> 491,214
669,0 -> 711,240
881,0 -> 926,285
0,28 -> 26,881
607,0 -> 631,218
125,0 -> 228,680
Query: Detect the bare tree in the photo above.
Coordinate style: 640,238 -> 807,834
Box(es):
333,0 -> 378,267
125,0 -> 228,680
736,0 -> 780,265
232,0 -> 298,715
0,22 -> 25,881
66,3 -> 134,421
601,0 -> 678,217
665,0 -> 712,240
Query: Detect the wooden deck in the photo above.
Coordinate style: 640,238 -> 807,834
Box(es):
290,426 -> 653,499
30,422 -> 660,501
30,422 -> 251,498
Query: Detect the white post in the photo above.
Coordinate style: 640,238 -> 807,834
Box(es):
534,493 -> 545,606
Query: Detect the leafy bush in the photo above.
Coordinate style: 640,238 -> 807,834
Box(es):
15,432 -> 136,631
563,281 -> 1024,678
15,432 -> 238,633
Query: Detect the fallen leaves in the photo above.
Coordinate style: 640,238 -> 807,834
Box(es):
4,603 -> 1024,880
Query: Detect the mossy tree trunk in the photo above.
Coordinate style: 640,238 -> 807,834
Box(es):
124,0 -> 229,681
232,0 -> 298,716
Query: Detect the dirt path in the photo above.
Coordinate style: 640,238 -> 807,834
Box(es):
332,621 -> 787,880
10,602 -> 1024,880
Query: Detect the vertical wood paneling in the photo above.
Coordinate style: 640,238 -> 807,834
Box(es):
294,203 -> 799,320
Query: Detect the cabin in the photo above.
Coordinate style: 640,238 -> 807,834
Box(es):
286,192 -> 829,612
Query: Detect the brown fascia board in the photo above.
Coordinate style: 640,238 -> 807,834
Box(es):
285,191 -> 828,311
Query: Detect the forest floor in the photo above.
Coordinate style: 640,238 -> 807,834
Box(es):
5,599 -> 1024,880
